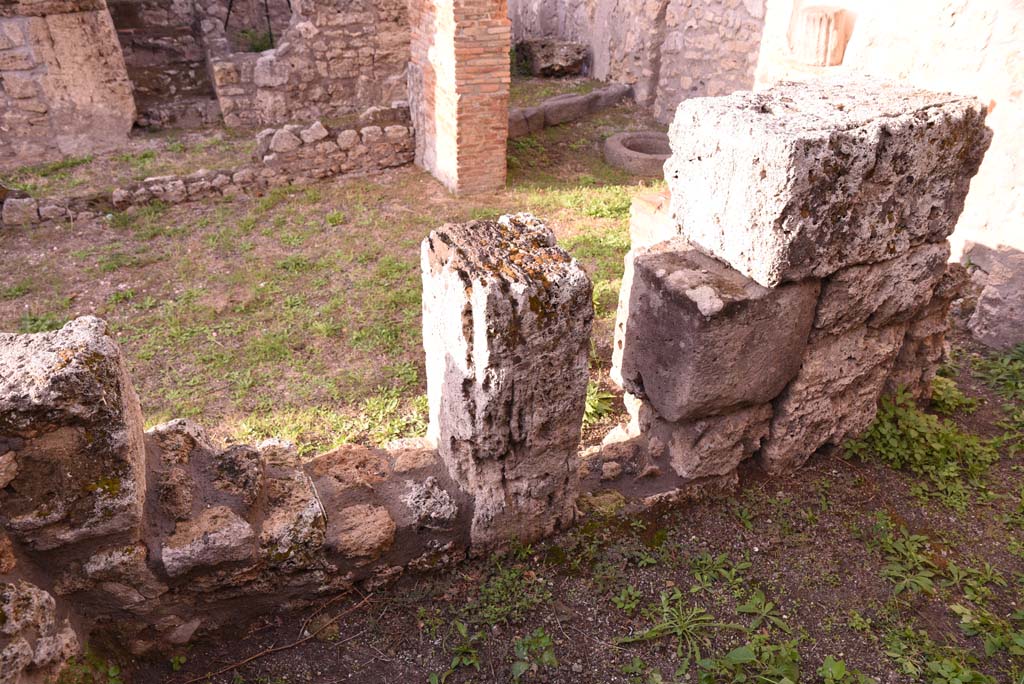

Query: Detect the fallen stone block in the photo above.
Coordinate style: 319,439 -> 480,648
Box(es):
422,213 -> 593,549
665,80 -> 992,286
508,108 -> 530,139
613,238 -> 820,422
516,39 -> 588,77
760,323 -> 907,474
965,243 -> 1024,351
0,317 -> 146,553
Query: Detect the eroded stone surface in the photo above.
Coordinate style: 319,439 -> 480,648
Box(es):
257,440 -> 326,568
887,263 -> 969,398
760,324 -> 907,474
631,397 -> 772,480
0,317 -> 146,552
422,214 -> 593,548
966,243 -> 1024,352
613,238 -> 819,421
0,580 -> 78,684
160,506 -> 255,578
327,504 -> 395,563
665,80 -> 991,286
814,242 -> 951,335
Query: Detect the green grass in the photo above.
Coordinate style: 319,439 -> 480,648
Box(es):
18,311 -> 67,333
1,280 -> 32,300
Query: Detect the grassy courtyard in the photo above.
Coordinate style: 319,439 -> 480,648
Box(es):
0,100 -> 662,455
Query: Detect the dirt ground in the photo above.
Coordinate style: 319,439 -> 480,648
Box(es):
4,87 -> 1023,684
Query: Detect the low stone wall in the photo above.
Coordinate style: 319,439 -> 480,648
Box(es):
507,82 -> 632,138
0,108 -> 415,226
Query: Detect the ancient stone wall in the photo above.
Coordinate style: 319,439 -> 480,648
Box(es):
107,0 -> 220,127
610,80 -> 990,480
202,0 -> 409,128
0,106 -> 413,225
507,0 -> 766,122
0,0 -> 136,169
0,79 -> 994,682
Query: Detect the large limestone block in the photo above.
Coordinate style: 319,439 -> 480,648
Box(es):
0,317 -> 146,552
612,238 -> 819,422
760,324 -> 907,474
422,214 -> 593,549
27,10 -> 135,156
814,242 -> 951,335
665,80 -> 992,286
965,243 -> 1024,352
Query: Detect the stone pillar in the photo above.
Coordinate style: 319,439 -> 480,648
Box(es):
421,214 -> 593,549
408,0 -> 511,195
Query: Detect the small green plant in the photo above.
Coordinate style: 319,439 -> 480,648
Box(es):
846,389 -> 1000,510
325,210 -> 345,226
950,603 -> 1024,657
616,589 -> 742,669
429,620 -> 484,684
868,513 -> 937,596
930,376 -> 979,415
18,310 -> 67,333
737,590 -> 791,633
613,585 -> 643,615
583,381 -> 614,427
169,654 -> 187,672
818,656 -> 877,684
925,658 -> 996,684
973,344 -> 1024,402
466,563 -> 552,625
696,635 -> 801,684
1,279 -> 32,300
239,28 -> 273,52
511,628 -> 558,682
